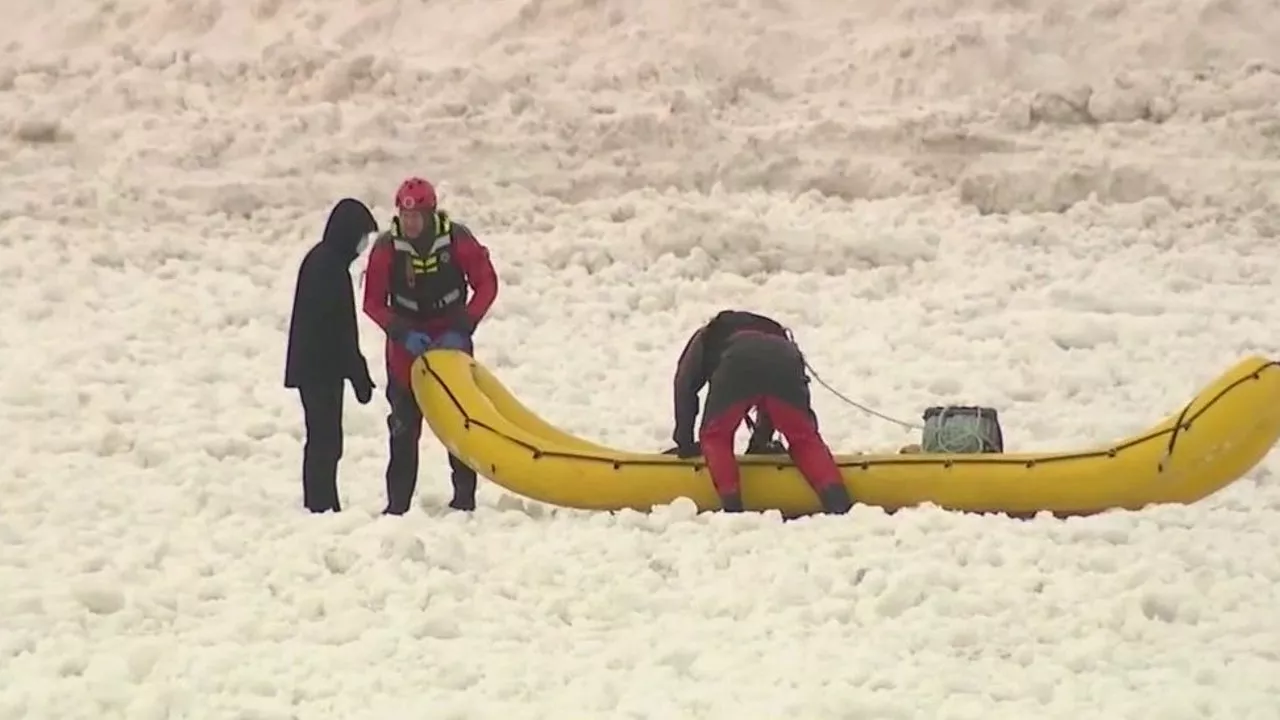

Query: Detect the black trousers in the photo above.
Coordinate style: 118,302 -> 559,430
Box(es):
384,378 -> 478,515
298,382 -> 344,513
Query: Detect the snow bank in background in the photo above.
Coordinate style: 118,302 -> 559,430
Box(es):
5,0 -> 1280,218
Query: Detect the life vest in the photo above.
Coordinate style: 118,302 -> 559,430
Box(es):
699,310 -> 791,376
384,211 -> 468,321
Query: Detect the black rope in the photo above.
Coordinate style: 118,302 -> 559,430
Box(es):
419,359 -> 1276,473
1157,398 -> 1198,473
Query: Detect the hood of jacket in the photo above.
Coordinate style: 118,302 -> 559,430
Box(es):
321,197 -> 378,262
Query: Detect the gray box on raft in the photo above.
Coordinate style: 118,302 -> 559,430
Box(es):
921,406 -> 1005,454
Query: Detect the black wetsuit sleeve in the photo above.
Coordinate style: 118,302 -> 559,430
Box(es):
672,328 -> 709,447
335,270 -> 370,382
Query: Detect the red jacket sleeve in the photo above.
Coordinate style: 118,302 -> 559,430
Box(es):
453,228 -> 498,325
361,236 -> 395,332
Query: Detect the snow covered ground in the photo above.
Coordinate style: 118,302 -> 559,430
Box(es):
3,0 -> 1280,716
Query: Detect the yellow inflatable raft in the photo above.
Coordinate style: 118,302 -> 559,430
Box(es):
411,353 -> 1280,517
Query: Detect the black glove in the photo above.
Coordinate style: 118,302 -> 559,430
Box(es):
745,438 -> 786,455
351,370 -> 375,405
663,442 -> 702,458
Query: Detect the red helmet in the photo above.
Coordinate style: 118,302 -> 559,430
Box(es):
395,176 -> 436,211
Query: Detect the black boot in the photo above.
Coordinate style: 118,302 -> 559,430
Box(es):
302,454 -> 340,513
383,380 -> 423,515
719,491 -> 744,513
383,433 -> 419,515
817,484 -> 854,514
448,454 -> 477,511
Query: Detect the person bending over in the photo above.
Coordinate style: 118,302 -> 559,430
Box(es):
669,310 -> 854,515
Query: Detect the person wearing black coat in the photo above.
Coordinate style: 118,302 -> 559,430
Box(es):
284,198 -> 379,513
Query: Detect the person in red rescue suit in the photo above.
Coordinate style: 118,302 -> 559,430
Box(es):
669,310 -> 855,515
361,177 -> 499,515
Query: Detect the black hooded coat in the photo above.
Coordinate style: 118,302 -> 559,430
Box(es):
284,198 -> 379,392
